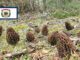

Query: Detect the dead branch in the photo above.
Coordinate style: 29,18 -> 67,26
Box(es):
4,49 -> 27,58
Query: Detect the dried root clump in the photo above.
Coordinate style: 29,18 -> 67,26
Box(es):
0,26 -> 3,36
6,27 -> 20,45
26,31 -> 35,42
41,25 -> 48,36
65,22 -> 74,31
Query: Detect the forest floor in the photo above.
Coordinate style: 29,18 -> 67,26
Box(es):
0,14 -> 80,60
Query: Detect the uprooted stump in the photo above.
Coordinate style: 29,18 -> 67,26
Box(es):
48,31 -> 78,60
65,22 -> 74,31
6,27 -> 20,46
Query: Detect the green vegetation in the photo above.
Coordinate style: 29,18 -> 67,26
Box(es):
0,0 -> 80,60
0,19 -> 80,60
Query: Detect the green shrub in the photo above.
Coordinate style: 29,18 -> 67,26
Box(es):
51,9 -> 79,19
51,10 -> 69,19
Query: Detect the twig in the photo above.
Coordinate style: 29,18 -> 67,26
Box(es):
4,49 -> 27,58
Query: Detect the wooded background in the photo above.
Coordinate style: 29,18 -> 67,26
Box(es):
0,0 -> 80,18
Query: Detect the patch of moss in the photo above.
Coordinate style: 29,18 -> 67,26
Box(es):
13,24 -> 29,32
